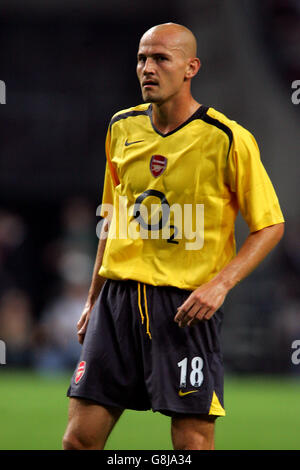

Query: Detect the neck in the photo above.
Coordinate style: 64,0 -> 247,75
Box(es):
151,95 -> 201,135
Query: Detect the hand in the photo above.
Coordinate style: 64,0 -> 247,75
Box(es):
174,279 -> 228,327
77,303 -> 93,344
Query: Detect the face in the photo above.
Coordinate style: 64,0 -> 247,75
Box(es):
136,31 -> 190,105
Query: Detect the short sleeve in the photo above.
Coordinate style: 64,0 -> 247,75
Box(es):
100,126 -> 119,218
227,125 -> 284,232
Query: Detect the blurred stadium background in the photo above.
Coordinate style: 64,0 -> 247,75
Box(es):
0,0 -> 299,450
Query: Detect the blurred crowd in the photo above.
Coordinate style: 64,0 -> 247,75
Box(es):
0,197 -> 97,373
260,0 -> 300,81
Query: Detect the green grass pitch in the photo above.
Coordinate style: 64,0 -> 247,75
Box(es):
1,370 -> 300,450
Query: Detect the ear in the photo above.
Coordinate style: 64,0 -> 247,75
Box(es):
185,58 -> 201,79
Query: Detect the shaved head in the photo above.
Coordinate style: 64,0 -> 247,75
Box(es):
140,23 -> 198,59
137,22 -> 201,108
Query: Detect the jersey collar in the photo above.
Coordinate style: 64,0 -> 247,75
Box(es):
146,103 -> 209,138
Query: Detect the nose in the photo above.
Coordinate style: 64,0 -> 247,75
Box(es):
143,58 -> 155,75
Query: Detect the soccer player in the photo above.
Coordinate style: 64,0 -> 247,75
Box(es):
62,23 -> 284,450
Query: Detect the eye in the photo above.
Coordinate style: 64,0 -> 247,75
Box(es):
138,56 -> 146,63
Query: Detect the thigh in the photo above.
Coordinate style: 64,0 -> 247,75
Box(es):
67,280 -> 151,411
63,397 -> 123,450
171,414 -> 216,450
146,284 -> 225,417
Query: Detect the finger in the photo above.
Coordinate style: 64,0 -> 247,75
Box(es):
177,304 -> 202,328
188,307 -> 209,326
78,317 -> 88,334
188,307 -> 216,326
186,316 -> 200,327
77,310 -> 90,329
202,308 -> 216,321
77,316 -> 86,330
174,298 -> 195,323
77,320 -> 89,341
77,332 -> 85,345
184,302 -> 209,324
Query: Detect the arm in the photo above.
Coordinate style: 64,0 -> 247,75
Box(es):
174,222 -> 285,327
77,218 -> 110,343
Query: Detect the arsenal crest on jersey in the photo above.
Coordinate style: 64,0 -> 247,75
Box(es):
75,361 -> 86,384
150,155 -> 167,177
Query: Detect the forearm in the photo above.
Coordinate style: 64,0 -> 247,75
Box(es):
175,222 -> 284,326
213,222 -> 285,292
86,218 -> 110,307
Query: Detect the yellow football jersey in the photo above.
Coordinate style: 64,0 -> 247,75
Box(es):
99,103 -> 284,290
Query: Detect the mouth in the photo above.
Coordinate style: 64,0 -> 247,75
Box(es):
142,79 -> 159,89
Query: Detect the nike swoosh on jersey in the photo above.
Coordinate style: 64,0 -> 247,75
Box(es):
178,389 -> 199,397
125,139 -> 144,146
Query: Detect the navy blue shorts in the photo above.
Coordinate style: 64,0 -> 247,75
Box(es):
67,279 -> 225,417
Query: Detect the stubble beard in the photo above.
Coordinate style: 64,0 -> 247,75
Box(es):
141,90 -> 162,104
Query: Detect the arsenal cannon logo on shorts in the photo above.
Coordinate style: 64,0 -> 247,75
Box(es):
75,361 -> 86,384
150,155 -> 167,177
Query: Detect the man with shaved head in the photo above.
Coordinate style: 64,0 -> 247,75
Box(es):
63,23 -> 284,450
